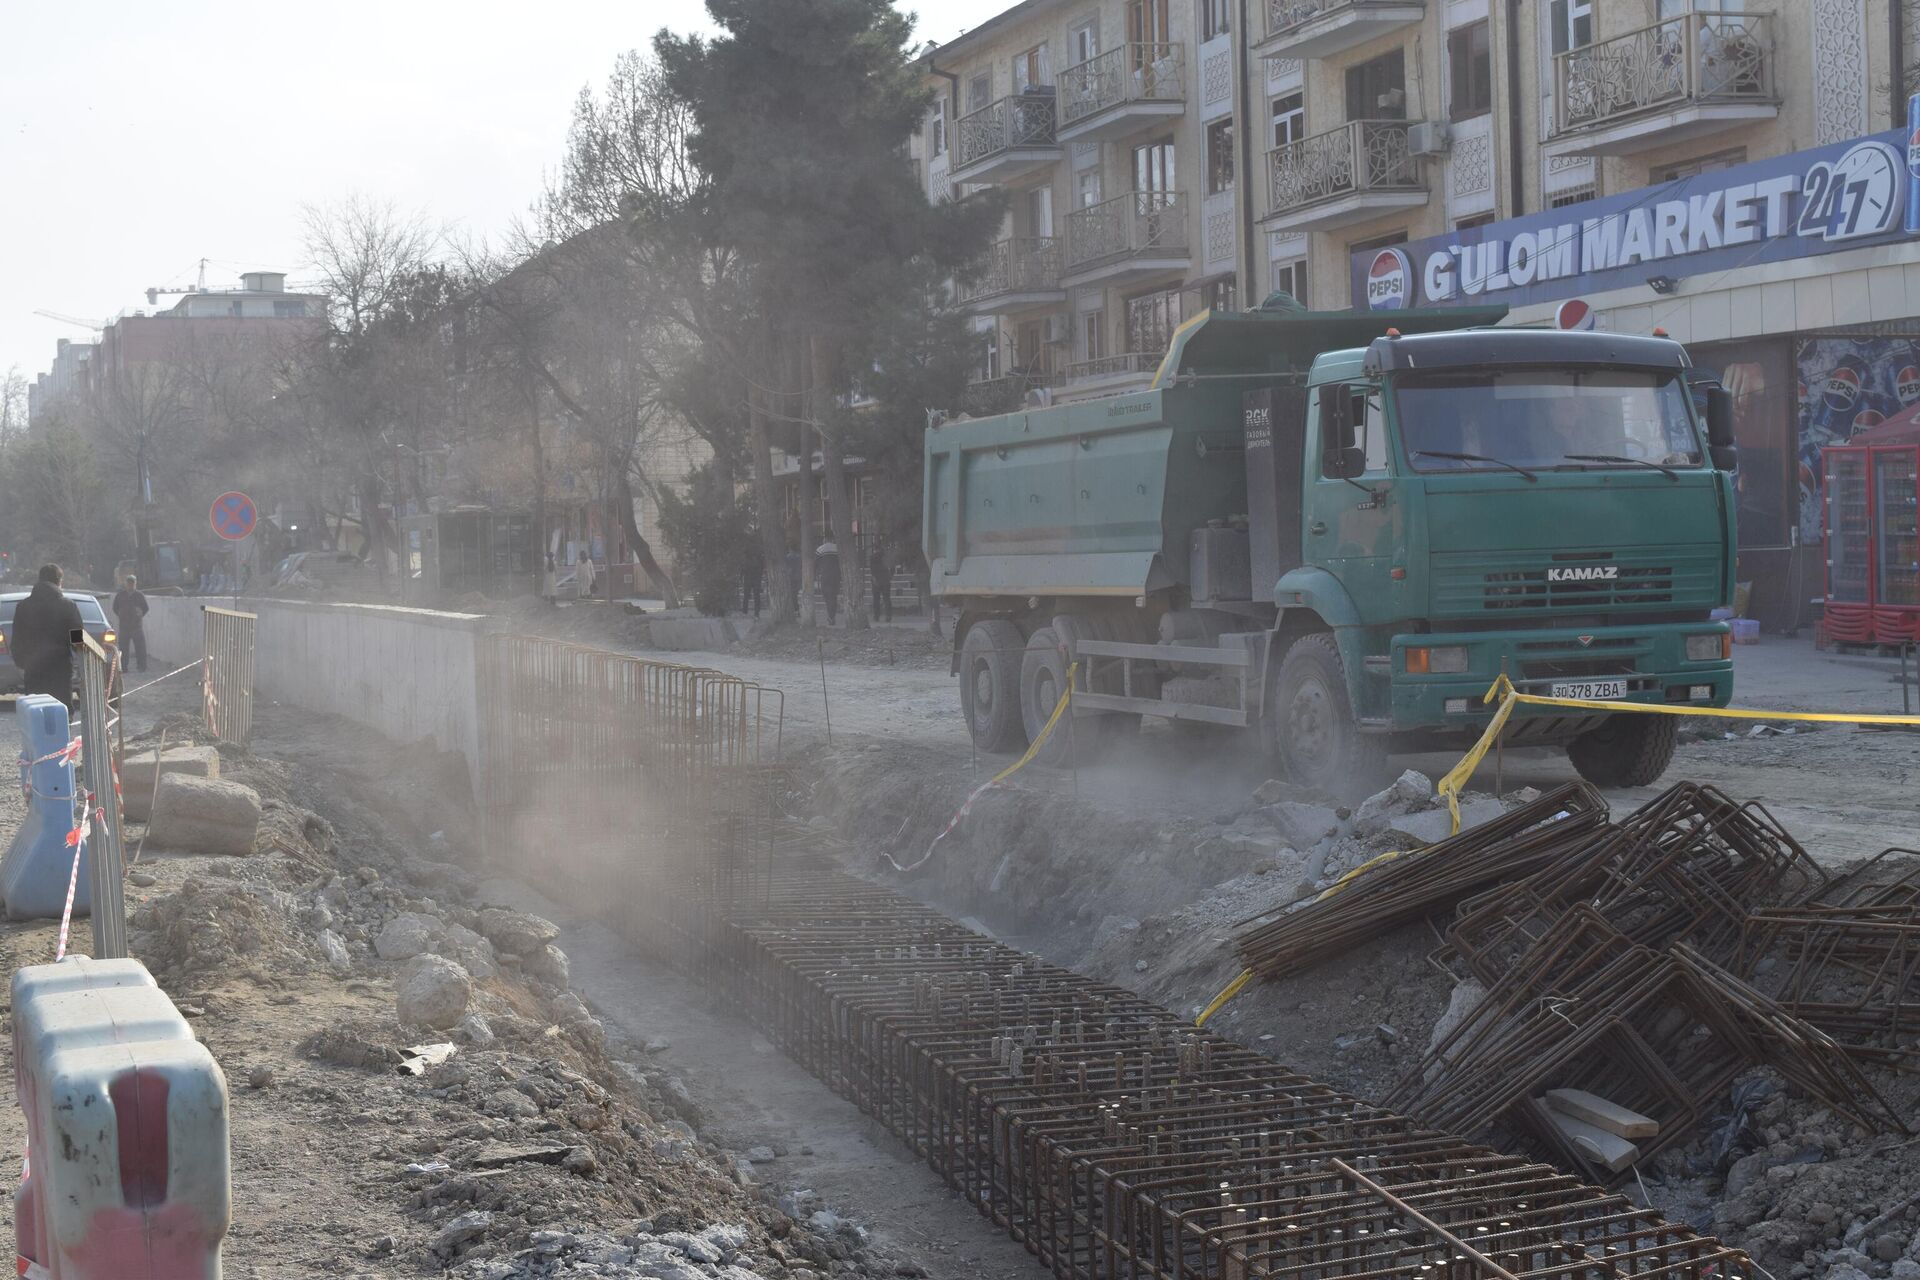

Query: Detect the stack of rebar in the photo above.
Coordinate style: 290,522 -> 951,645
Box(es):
1233,784 -> 1610,980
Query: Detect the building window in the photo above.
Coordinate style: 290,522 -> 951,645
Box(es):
1448,21 -> 1492,119
1126,287 -> 1182,355
1350,230 -> 1409,255
967,72 -> 991,112
1548,0 -> 1594,54
1077,167 -> 1103,208
1083,308 -> 1107,362
1200,279 -> 1237,312
272,300 -> 306,318
1070,17 -> 1099,65
1206,118 -> 1235,193
1345,48 -> 1407,121
1549,184 -> 1597,208
1455,212 -> 1496,230
1653,148 -> 1746,182
1272,257 -> 1308,303
929,106 -> 947,156
1133,138 -> 1175,193
978,327 -> 1002,381
1201,0 -> 1231,41
1025,184 -> 1054,237
1014,44 -> 1050,91
1271,92 -> 1304,149
1128,0 -> 1171,47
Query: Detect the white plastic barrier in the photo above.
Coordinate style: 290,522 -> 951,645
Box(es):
11,956 -> 230,1278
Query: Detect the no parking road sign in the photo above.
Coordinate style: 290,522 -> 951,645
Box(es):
210,491 -> 257,541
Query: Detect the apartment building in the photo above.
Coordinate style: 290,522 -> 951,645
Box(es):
918,0 -> 1920,615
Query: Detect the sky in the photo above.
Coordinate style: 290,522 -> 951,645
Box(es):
0,0 -> 1004,384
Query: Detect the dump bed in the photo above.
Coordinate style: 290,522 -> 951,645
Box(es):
923,300 -> 1507,601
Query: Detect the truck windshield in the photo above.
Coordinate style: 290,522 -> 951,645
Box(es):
1396,370 -> 1701,473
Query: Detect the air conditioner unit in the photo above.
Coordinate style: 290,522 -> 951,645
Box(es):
1043,313 -> 1073,344
1406,121 -> 1450,156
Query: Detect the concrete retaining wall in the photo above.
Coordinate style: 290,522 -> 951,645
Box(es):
142,596 -> 484,789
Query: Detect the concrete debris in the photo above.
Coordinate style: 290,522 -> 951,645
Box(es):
120,744 -> 220,822
455,1011 -> 496,1046
318,928 -> 351,971
1544,1088 -> 1659,1140
432,1209 -> 494,1258
1351,769 -> 1434,836
525,942 -> 571,987
398,1042 -> 458,1075
397,954 -> 472,1029
1260,800 -> 1341,849
1387,799 -> 1505,847
127,870 -> 158,888
146,773 -> 262,856
478,907 -> 561,956
374,911 -> 440,960
1541,1106 -> 1640,1173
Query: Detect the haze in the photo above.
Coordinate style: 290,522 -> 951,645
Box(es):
0,0 -> 998,378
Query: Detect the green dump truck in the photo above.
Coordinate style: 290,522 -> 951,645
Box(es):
923,297 -> 1739,791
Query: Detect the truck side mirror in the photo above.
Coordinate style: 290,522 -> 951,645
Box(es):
1321,386 -> 1359,477
1705,385 -> 1738,471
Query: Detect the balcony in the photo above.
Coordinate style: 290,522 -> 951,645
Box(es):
1258,0 -> 1425,59
1547,12 -> 1775,158
1056,43 -> 1185,145
950,94 -> 1062,183
1064,192 -> 1191,288
956,238 -> 1067,313
1262,120 -> 1427,232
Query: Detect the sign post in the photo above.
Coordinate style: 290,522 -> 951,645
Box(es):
210,491 -> 257,609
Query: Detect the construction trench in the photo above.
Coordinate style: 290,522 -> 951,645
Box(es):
478,633 -> 1920,1280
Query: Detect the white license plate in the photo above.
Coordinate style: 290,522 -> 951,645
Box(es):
1551,679 -> 1626,701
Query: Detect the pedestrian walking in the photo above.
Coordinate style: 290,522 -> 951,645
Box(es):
868,540 -> 892,622
815,539 -> 841,626
10,564 -> 83,706
112,574 -> 150,674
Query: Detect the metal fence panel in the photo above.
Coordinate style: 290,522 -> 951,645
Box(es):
202,606 -> 257,745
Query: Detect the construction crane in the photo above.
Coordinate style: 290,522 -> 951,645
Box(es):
32,309 -> 105,338
145,257 -> 208,306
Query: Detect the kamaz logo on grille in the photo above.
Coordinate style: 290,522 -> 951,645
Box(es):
1546,565 -> 1619,583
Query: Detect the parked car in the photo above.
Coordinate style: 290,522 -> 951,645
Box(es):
0,591 -> 117,694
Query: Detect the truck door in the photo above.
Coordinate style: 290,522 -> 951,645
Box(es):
1306,382 -> 1397,593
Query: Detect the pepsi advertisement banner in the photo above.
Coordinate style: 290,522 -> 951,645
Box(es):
1348,125 -> 1920,312
1794,335 -> 1920,540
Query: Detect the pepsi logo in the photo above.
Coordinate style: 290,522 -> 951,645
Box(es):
1908,126 -> 1920,171
1899,366 -> 1920,405
1854,409 -> 1888,431
1365,248 -> 1411,310
1824,365 -> 1863,411
1555,299 -> 1595,331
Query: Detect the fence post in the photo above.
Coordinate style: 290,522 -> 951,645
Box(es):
75,632 -> 128,959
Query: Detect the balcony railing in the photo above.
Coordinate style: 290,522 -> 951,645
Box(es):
957,238 -> 1063,305
964,368 -> 1057,415
1267,120 -> 1421,215
1064,352 -> 1160,382
955,93 -> 1059,170
1065,192 -> 1189,271
1266,0 -> 1417,42
1058,43 -> 1185,127
1555,12 -> 1771,134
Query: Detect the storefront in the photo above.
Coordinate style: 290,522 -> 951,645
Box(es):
1348,127 -> 1920,631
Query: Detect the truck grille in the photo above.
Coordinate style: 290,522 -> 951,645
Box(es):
1433,548 -> 1721,617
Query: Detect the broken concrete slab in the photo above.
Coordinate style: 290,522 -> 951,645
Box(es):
1541,1105 -> 1640,1172
1352,770 -> 1433,835
1544,1088 -> 1659,1140
121,745 -> 220,822
145,774 -> 261,856
477,907 -> 560,956
1387,800 -> 1505,848
1260,800 -> 1341,849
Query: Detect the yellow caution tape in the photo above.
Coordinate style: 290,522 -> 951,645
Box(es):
1195,967 -> 1252,1027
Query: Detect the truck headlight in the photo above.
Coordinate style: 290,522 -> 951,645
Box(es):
1405,645 -> 1470,674
1686,633 -> 1729,661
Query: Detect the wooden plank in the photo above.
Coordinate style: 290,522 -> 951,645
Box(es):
1544,1088 -> 1659,1140
1540,1105 -> 1641,1173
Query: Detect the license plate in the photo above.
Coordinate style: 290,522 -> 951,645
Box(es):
1551,679 -> 1626,701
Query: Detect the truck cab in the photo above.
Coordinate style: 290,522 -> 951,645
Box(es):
925,297 -> 1737,792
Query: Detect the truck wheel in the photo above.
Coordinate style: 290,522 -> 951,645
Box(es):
960,619 -> 1027,753
1567,714 -> 1677,788
1021,627 -> 1079,765
1264,632 -> 1385,791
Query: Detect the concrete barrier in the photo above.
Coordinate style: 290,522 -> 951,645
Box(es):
145,776 -> 261,857
119,746 -> 220,824
2,695 -> 87,921
142,596 -> 484,793
11,956 -> 230,1278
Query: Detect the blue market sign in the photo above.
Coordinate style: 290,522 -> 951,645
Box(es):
1350,125 -> 1919,312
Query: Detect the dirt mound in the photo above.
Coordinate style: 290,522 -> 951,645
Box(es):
130,874 -> 322,979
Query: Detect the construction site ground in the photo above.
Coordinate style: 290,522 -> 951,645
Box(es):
3,622 -> 1919,1279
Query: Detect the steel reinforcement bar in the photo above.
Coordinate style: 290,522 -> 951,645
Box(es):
640,851 -> 1755,1280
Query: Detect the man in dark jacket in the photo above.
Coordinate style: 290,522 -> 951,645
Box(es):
11,564 -> 83,704
112,574 -> 150,673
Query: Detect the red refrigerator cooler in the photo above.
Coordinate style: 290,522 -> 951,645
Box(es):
1822,441 -> 1920,645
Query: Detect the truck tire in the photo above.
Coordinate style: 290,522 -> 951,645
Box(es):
1264,632 -> 1385,791
1566,714 -> 1678,788
1021,627 -> 1078,765
960,619 -> 1028,753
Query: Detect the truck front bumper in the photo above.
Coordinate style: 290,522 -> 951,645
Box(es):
1385,621 -> 1733,733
